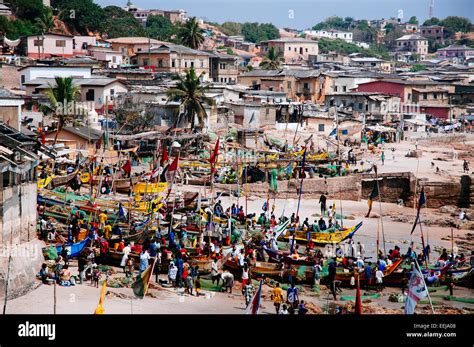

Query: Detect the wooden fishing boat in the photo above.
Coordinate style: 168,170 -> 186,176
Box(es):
333,258 -> 404,286
38,170 -> 79,189
92,175 -> 140,193
281,222 -> 363,245
56,237 -> 91,258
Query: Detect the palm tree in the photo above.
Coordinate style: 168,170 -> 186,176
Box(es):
178,17 -> 205,49
166,68 -> 212,129
44,77 -> 81,144
259,47 -> 283,70
36,8 -> 56,33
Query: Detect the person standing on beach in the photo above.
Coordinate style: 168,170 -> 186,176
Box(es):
319,193 -> 327,217
381,151 -> 385,166
271,283 -> 284,314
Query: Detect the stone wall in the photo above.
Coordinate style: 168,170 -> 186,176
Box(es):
361,172 -> 414,206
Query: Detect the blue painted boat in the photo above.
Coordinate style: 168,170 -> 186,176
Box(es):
56,237 -> 91,258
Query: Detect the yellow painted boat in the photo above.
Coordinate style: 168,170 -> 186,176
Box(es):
133,182 -> 167,194
282,222 -> 362,245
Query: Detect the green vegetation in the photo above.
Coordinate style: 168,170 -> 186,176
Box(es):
145,14 -> 178,42
259,47 -> 283,70
54,0 -> 104,34
422,16 -> 472,35
408,16 -> 419,25
318,38 -> 390,60
101,6 -> 145,38
312,16 -> 353,31
410,64 -> 426,72
219,22 -> 243,36
178,17 -> 205,49
241,22 -> 279,43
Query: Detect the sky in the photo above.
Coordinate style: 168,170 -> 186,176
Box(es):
96,0 -> 474,29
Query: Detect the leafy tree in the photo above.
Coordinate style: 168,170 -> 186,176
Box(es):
423,17 -> 440,26
54,0 -> 104,34
384,23 -> 395,33
259,47 -> 283,70
44,77 -> 81,144
384,25 -> 405,49
241,22 -> 279,43
166,68 -> 212,129
312,16 -> 346,30
9,0 -> 46,21
220,22 -> 242,36
0,17 -> 39,39
178,17 -> 205,49
441,16 -> 472,34
35,7 -> 55,33
101,6 -> 145,38
145,14 -> 177,42
115,100 -> 155,133
408,16 -> 419,25
357,20 -> 370,30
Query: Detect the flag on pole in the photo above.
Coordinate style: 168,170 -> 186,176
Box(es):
94,280 -> 107,314
209,137 -> 220,174
410,187 -> 426,235
160,142 -> 169,166
246,280 -> 263,314
404,265 -> 428,314
165,156 -> 179,199
132,258 -> 156,299
365,180 -> 379,217
328,127 -> 337,138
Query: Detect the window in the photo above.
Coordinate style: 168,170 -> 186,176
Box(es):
137,48 -> 142,52
303,82 -> 309,89
33,39 -> 43,47
423,93 -> 427,100
407,93 -> 412,100
288,47 -> 291,51
86,89 -> 95,101
200,60 -> 204,68
342,86 -> 347,92
433,93 -> 437,99
56,40 -> 66,47
112,56 -> 116,63
287,81 -> 291,89
171,60 -> 176,68
305,48 -> 308,52
21,75 -> 25,84
157,59 -> 163,68
110,89 -> 115,96
334,86 -> 338,92
358,103 -> 363,110
143,59 -> 149,66
318,124 -> 325,132
190,61 -> 194,68
184,61 -> 188,68
220,63 -> 226,69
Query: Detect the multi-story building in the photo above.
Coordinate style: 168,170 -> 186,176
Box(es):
123,1 -> 187,25
259,38 -> 319,64
394,34 -> 428,61
436,44 -> 474,61
26,33 -> 74,59
419,25 -> 444,45
131,44 -> 211,80
304,29 -> 353,43
107,37 -> 167,64
207,52 -> 239,84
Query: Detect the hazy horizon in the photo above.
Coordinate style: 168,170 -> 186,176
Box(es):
96,0 -> 474,29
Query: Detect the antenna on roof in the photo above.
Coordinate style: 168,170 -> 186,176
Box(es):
429,0 -> 435,18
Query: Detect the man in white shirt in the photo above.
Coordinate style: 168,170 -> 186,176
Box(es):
375,269 -> 384,292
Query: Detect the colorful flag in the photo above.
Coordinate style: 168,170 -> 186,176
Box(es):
122,160 -> 131,175
405,265 -> 428,314
410,187 -> 426,235
132,259 -> 156,299
94,280 -> 107,314
165,156 -> 179,198
209,137 -> 220,174
328,127 -> 337,138
365,180 -> 379,217
246,280 -> 263,314
160,142 -> 169,166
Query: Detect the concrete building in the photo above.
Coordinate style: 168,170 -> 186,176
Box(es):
349,57 -> 392,73
419,25 -> 444,45
325,92 -> 401,119
208,51 -> 239,84
305,29 -> 353,43
19,65 -> 92,85
88,47 -> 123,68
26,33 -> 74,59
73,36 -> 97,55
44,126 -> 104,153
0,122 -> 45,303
436,44 -> 474,61
123,2 -> 187,25
131,44 -> 211,80
394,34 -> 429,61
0,87 -> 24,130
260,38 -> 319,64
107,37 -> 167,64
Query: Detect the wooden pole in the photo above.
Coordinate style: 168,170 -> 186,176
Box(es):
2,255 -> 12,314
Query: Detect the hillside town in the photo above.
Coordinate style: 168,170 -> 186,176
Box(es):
0,0 -> 473,318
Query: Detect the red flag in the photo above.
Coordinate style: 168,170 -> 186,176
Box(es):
41,131 -> 46,145
168,155 -> 179,172
355,274 -> 362,314
209,137 -> 219,174
160,143 -> 169,166
165,156 -> 179,199
122,160 -> 131,175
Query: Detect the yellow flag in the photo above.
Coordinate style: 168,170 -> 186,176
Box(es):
94,280 -> 107,314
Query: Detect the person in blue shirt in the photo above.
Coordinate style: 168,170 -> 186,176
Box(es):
364,262 -> 373,290
176,256 -> 184,288
287,283 -> 299,309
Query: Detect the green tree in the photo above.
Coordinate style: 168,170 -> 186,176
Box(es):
9,0 -> 46,21
166,68 -> 212,129
44,77 -> 81,144
101,6 -> 145,38
178,17 -> 205,49
423,17 -> 440,26
441,16 -> 472,35
220,22 -> 242,36
312,16 -> 345,30
35,7 -> 55,33
241,22 -> 279,43
146,14 -> 177,41
410,64 -> 426,72
54,0 -> 104,34
259,47 -> 283,70
408,16 -> 419,25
